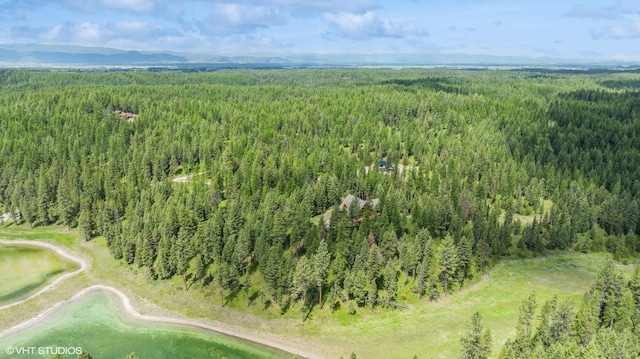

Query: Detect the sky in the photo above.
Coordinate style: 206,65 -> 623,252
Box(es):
0,0 -> 639,60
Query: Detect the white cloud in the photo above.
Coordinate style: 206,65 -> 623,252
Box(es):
255,0 -> 379,14
564,3 -> 639,20
12,21 -> 182,46
324,11 -> 423,40
0,0 -> 40,20
41,24 -> 63,41
73,22 -> 102,42
608,21 -> 640,39
101,0 -> 155,13
219,4 -> 282,27
62,0 -> 152,14
199,4 -> 284,37
59,0 -> 183,20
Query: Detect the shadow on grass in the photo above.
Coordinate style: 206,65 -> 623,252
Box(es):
248,289 -> 260,307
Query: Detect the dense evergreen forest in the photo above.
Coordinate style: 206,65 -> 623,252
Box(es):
1,68 -> 639,320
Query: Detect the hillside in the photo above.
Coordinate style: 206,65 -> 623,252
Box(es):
0,68 -> 639,357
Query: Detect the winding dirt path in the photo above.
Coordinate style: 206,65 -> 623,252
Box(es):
0,240 -> 319,359
0,240 -> 87,311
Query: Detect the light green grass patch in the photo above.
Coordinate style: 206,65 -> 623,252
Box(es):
310,208 -> 333,226
0,245 -> 79,305
298,252 -> 631,359
0,224 -> 79,247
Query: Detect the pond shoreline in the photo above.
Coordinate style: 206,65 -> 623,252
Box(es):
0,240 -> 319,359
0,240 -> 86,311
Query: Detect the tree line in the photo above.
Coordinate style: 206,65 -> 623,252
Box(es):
0,68 -> 638,317
457,260 -> 640,359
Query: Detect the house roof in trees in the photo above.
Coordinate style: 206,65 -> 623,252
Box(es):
340,194 -> 379,211
379,160 -> 393,172
113,110 -> 137,122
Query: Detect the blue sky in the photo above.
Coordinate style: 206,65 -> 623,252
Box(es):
1,0 -> 639,60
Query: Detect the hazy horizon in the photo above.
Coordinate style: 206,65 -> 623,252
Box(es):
0,1 -> 639,62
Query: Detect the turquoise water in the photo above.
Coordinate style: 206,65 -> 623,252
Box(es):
0,245 -> 78,306
0,292 -> 292,359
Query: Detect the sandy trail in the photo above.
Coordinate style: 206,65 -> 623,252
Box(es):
171,174 -> 196,183
171,172 -> 212,185
0,240 -> 87,311
0,240 -> 320,359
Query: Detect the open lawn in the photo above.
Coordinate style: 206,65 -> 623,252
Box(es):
0,224 -> 634,358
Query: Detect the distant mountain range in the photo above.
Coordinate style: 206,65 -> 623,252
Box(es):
0,43 -> 636,68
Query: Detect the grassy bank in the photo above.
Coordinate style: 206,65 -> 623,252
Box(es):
0,245 -> 79,305
0,224 -> 634,358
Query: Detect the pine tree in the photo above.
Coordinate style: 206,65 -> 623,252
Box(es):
56,175 -> 76,229
348,269 -> 368,306
224,198 -> 244,238
593,259 -> 625,328
417,258 -> 428,298
193,253 -> 207,284
174,227 -> 193,290
401,241 -> 420,278
380,229 -> 398,261
627,265 -> 640,307
383,260 -> 398,306
153,236 -> 174,280
19,178 -> 36,227
511,293 -> 537,356
534,295 -> 557,348
574,289 -> 601,347
440,235 -> 459,295
263,247 -> 281,300
271,211 -> 288,248
78,196 -> 93,241
366,277 -> 377,311
428,242 -> 442,301
549,299 -> 575,345
614,289 -> 635,332
234,227 -> 252,275
314,239 -> 331,307
36,169 -> 53,226
292,255 -> 313,321
366,244 -> 384,282
217,261 -> 237,306
460,311 -> 492,359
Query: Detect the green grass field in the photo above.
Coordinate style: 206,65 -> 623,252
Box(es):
297,253 -> 629,358
0,225 -> 77,246
0,224 -> 634,358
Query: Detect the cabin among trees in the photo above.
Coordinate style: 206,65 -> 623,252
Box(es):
340,194 -> 379,222
113,109 -> 138,122
378,160 -> 393,173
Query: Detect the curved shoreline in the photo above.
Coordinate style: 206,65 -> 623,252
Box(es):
0,240 -> 320,359
0,240 -> 87,311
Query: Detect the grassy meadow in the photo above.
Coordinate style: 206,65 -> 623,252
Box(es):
1,223 -> 634,358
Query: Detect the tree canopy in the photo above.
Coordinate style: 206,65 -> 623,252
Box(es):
1,67 -> 638,316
